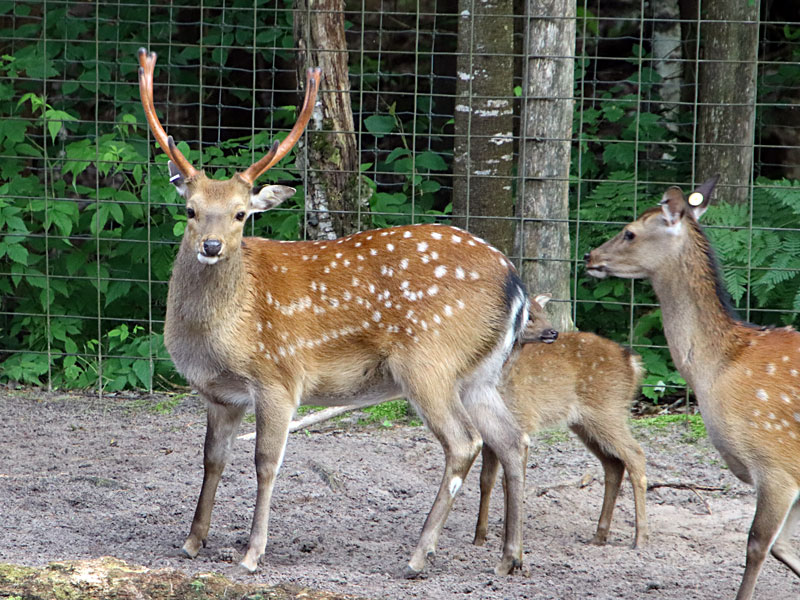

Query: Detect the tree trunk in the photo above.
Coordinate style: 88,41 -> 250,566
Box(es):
518,0 -> 576,332
294,0 -> 369,239
451,0 -> 515,256
694,0 -> 759,204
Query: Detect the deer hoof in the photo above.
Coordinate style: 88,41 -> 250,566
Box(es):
494,557 -> 522,576
401,565 -> 422,579
181,539 -> 202,559
239,557 -> 259,573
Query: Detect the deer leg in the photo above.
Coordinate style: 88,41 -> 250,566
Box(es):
474,445 -> 500,546
182,399 -> 247,558
463,384 -> 528,575
402,383 -> 482,578
771,496 -> 800,578
570,424 -> 625,546
574,422 -> 648,548
240,390 -> 295,573
735,478 -> 798,600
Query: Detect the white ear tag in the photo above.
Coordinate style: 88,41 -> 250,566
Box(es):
169,172 -> 182,183
687,192 -> 704,207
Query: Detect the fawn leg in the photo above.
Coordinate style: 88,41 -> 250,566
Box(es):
770,496 -> 800,577
474,445 -> 500,546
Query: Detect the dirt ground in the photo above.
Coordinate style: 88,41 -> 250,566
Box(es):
1,390 -> 798,600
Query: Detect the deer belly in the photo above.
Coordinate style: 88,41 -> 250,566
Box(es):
302,363 -> 403,408
701,414 -> 754,485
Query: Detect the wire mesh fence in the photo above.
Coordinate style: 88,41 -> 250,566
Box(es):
2,0 -> 799,406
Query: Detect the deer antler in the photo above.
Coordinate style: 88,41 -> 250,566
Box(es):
137,48 -> 198,178
238,67 -> 322,186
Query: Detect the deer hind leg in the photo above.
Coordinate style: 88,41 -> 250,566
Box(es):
240,388 -> 296,573
183,399 -> 247,559
462,384 -> 528,575
735,477 -> 798,600
400,376 -> 482,578
575,420 -> 648,548
771,496 -> 800,578
474,445 -> 501,546
570,424 -> 626,546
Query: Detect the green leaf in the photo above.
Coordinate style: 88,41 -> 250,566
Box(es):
414,151 -> 447,171
364,114 -> 396,136
132,360 -> 152,387
6,242 -> 28,265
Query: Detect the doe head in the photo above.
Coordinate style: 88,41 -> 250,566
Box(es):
584,175 -> 720,280
136,48 -> 320,265
520,294 -> 559,344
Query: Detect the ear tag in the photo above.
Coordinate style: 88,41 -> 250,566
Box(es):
687,192 -> 704,207
169,172 -> 182,183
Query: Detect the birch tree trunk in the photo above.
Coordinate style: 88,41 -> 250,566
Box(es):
452,0 -> 515,255
294,0 -> 369,239
693,0 -> 759,204
518,0 -> 576,332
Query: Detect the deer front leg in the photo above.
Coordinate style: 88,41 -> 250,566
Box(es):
240,390 -> 295,573
183,399 -> 247,558
474,445 -> 500,546
736,478 -> 799,600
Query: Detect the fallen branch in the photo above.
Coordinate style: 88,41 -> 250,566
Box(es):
647,480 -> 725,515
237,404 -> 361,440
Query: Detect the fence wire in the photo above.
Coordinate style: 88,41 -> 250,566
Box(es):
1,0 -> 799,406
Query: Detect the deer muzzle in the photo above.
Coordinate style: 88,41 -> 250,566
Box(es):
584,250 -> 608,279
197,237 -> 224,265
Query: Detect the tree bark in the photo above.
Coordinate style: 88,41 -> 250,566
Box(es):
451,0 -> 515,256
694,0 -> 759,204
518,0 -> 576,332
294,0 -> 369,239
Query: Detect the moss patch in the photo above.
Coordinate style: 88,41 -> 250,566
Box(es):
0,557 -> 363,600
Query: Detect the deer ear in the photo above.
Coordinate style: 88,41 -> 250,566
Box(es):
250,185 -> 296,213
660,186 -> 686,228
686,174 -> 719,221
533,293 -> 552,309
168,161 -> 189,198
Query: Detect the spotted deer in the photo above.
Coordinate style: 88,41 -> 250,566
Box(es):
137,49 -> 530,577
474,294 -> 648,549
585,176 -> 800,600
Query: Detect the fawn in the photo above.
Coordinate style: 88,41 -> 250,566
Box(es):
586,176 -> 800,599
137,49 -> 530,577
474,294 -> 648,549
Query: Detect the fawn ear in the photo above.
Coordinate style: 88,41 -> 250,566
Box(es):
250,185 -> 296,213
168,161 -> 189,198
532,293 -> 552,309
686,174 -> 719,221
660,186 -> 686,229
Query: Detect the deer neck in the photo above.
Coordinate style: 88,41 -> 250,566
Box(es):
648,237 -> 740,394
166,239 -> 250,330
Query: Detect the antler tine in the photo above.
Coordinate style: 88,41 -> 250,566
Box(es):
137,48 -> 198,178
238,67 -> 322,186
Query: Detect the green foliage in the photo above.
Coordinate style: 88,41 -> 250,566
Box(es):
361,400 -> 422,428
634,414 -> 707,443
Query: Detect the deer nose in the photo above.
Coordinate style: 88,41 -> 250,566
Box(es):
583,252 -> 591,262
203,238 -> 222,256
540,328 -> 559,343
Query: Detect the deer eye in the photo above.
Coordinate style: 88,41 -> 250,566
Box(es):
623,230 -> 635,241
187,207 -> 196,219
235,211 -> 246,222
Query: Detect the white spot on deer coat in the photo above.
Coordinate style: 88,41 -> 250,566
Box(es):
434,265 -> 447,278
448,476 -> 462,497
417,241 -> 428,253
403,231 -> 412,238
372,311 -> 382,322
386,243 -> 395,251
757,389 -> 769,401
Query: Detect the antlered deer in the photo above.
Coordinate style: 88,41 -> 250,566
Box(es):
137,49 -> 530,577
474,294 -> 648,549
585,176 -> 800,600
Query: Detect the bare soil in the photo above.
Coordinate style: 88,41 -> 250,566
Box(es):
1,390 -> 798,599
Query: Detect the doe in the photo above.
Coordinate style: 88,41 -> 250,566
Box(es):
137,49 -> 530,577
586,176 -> 800,600
475,294 -> 648,549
